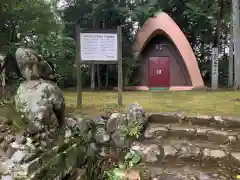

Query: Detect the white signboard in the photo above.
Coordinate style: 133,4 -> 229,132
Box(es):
211,47 -> 219,89
80,33 -> 118,61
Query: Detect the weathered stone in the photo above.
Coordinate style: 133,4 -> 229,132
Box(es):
66,117 -> 77,128
10,150 -> 28,163
131,142 -> 161,163
168,125 -> 196,139
14,80 -> 65,133
231,152 -> 240,165
4,135 -> 15,144
162,145 -> 178,157
112,130 -> 128,148
65,128 -> 72,139
106,113 -> 123,133
86,143 -> 98,157
0,160 -> 14,174
187,115 -> 213,126
1,175 -> 12,180
221,116 -> 240,128
144,124 -> 168,139
0,117 -> 12,125
0,141 -> 9,151
206,129 -> 238,144
76,117 -> 90,134
15,47 -> 55,81
10,142 -> 22,149
148,113 -> 178,124
177,144 -> 201,158
153,173 -> 199,180
0,134 -> 5,143
127,102 -> 145,121
111,168 -> 141,180
94,127 -> 110,144
202,149 -> 226,159
6,147 -> 16,158
15,134 -> 27,145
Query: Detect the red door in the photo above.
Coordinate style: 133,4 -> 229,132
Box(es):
148,57 -> 170,87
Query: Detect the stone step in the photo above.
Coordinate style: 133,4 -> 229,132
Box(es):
131,139 -> 240,172
147,163 -> 235,180
144,123 -> 240,146
148,113 -> 240,129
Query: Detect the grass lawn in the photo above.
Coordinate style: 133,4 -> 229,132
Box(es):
64,90 -> 240,117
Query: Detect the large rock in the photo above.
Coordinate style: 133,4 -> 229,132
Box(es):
15,47 -> 55,81
131,142 -> 161,163
14,80 -> 65,133
127,102 -> 146,123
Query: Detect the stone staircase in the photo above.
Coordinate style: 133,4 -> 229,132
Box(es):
136,113 -> 240,180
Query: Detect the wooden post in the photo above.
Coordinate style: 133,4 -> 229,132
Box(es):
117,26 -> 123,106
76,26 -> 82,108
90,64 -> 95,90
232,0 -> 240,89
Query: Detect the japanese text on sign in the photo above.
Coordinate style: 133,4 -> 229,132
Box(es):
80,33 -> 118,61
211,48 -> 219,76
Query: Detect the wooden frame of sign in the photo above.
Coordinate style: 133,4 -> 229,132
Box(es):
75,26 -> 123,108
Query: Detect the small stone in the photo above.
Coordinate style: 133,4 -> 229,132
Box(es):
11,142 -> 21,149
144,126 -> 168,139
177,144 -> 201,158
94,127 -> 110,144
40,132 -> 47,139
15,133 -> 27,145
148,112 -> 178,124
10,150 -> 27,163
202,149 -> 226,159
66,117 -> 77,128
40,141 -> 47,148
65,129 -> 72,139
1,175 -> 12,180
116,169 -> 141,180
228,136 -> 237,142
0,116 -> 12,125
0,160 -> 14,174
23,153 -> 37,163
231,152 -> 240,161
4,135 -> 15,143
0,134 -> 5,143
214,116 -> 223,122
112,130 -> 128,148
163,145 -> 177,157
131,142 -> 161,163
6,147 -> 16,158
86,143 -> 98,157
0,141 -> 9,151
93,116 -> 107,125
106,113 -> 122,133
76,118 -> 90,133
26,137 -> 33,144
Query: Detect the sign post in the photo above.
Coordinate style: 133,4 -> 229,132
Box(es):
211,47 -> 219,89
75,26 -> 123,108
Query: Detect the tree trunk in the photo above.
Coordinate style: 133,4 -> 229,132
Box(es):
97,64 -> 102,89
216,6 -> 221,54
232,0 -> 240,89
105,65 -> 109,89
228,19 -> 234,88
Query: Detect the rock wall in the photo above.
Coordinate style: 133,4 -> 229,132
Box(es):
1,102 -> 240,180
131,113 -> 240,179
